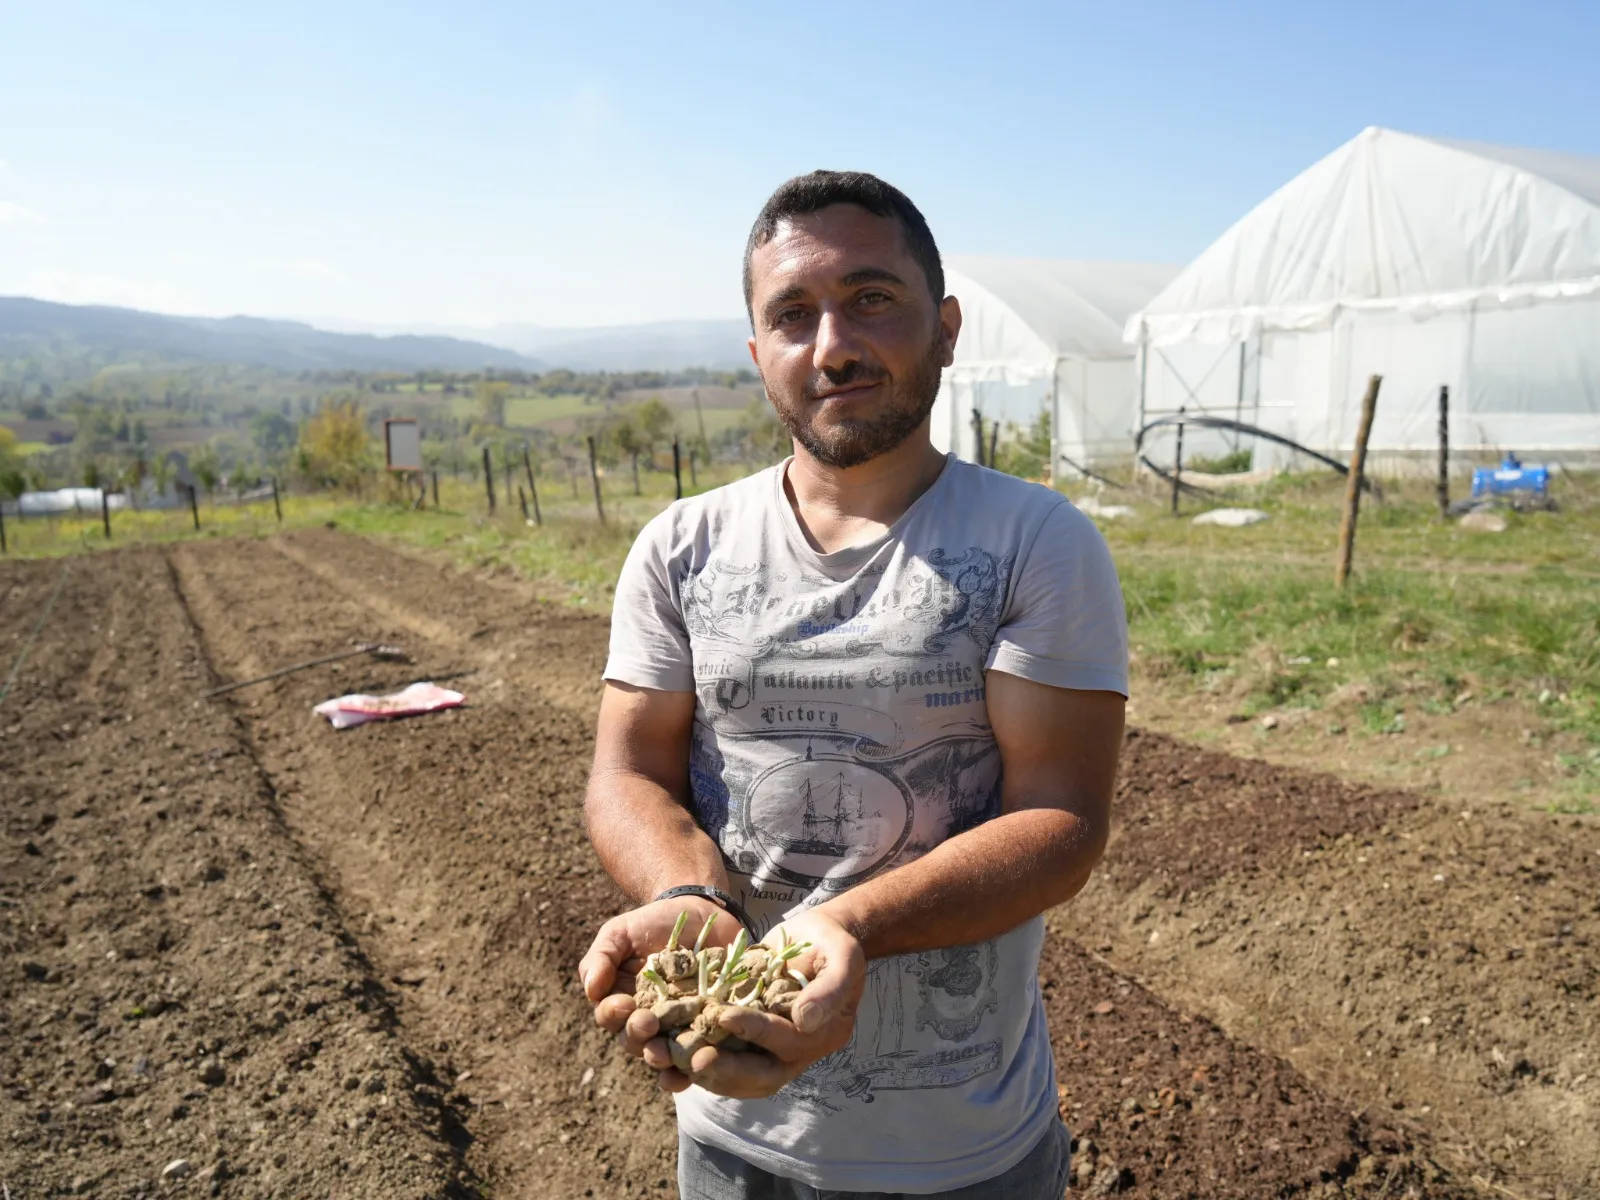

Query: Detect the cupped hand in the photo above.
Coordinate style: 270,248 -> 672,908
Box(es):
682,907 -> 866,1100
581,896 -> 734,1066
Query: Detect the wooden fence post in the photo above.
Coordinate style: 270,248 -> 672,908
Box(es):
1171,409 -> 1185,518
101,489 -> 111,540
971,410 -> 985,466
518,485 -> 530,522
482,446 -> 496,514
188,483 -> 201,531
521,446 -> 541,526
271,476 -> 283,522
631,450 -> 641,496
689,449 -> 698,489
673,438 -> 683,500
0,503 -> 7,554
988,421 -> 999,472
1335,374 -> 1383,588
1437,384 -> 1450,519
586,436 -> 606,523
431,470 -> 440,510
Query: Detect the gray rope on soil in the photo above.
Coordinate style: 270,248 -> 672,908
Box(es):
0,561 -> 70,713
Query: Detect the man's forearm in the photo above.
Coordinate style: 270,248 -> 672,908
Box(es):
584,767 -> 729,903
814,806 -> 1105,960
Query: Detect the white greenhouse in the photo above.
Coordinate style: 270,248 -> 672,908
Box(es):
1126,126 -> 1600,472
931,257 -> 1179,474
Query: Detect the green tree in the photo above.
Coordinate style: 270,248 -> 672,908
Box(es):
190,442 -> 221,494
0,428 -> 24,499
633,396 -> 675,458
475,380 -> 510,428
733,398 -> 789,463
994,407 -> 1052,481
297,400 -> 373,490
149,453 -> 176,498
250,411 -> 296,457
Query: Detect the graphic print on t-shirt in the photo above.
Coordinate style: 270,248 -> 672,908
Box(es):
785,945 -> 1004,1112
672,545 -> 1016,1108
678,549 -> 1012,903
742,747 -> 914,888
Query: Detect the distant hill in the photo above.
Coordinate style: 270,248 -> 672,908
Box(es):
0,297 -> 544,374
465,319 -> 752,372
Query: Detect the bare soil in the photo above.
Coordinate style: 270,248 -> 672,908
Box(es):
3,530 -> 1592,1198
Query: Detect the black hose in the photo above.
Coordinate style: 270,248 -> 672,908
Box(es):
1056,453 -> 1128,491
1134,413 -> 1378,496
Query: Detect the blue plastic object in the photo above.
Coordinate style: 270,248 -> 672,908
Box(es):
1471,453 -> 1549,500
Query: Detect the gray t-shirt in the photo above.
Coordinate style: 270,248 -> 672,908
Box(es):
604,454 -> 1128,1193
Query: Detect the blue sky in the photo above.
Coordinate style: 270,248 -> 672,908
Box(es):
3,0 -> 1598,328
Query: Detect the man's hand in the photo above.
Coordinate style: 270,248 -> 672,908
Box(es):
581,897 -> 735,1066
660,908 -> 866,1099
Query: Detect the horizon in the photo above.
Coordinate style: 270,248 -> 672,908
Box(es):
5,1 -> 1600,330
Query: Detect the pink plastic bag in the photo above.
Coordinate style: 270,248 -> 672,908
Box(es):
313,682 -> 465,730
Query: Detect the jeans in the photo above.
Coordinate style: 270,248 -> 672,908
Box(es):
677,1120 -> 1072,1200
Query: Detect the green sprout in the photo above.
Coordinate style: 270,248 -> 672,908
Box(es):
665,910 -> 690,953
692,911 -> 718,954
638,966 -> 669,993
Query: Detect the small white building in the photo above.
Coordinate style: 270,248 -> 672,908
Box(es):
931,257 -> 1179,473
1127,126 -> 1600,471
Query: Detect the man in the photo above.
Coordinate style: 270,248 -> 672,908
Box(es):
580,170 -> 1127,1198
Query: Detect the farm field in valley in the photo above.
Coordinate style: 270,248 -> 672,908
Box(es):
3,527 -> 1595,1199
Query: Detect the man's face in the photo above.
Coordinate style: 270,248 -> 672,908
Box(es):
747,205 -> 961,469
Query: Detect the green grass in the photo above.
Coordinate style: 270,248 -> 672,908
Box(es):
9,463 -> 1597,800
0,464 -> 754,608
1095,473 -> 1600,805
445,392 -> 601,428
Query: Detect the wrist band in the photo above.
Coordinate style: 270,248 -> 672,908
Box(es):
652,884 -> 757,937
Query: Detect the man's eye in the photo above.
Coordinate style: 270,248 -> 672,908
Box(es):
773,307 -> 807,326
856,290 -> 893,307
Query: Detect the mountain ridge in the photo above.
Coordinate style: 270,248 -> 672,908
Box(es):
0,297 -> 753,374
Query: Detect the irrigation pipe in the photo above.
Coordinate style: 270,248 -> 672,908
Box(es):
0,562 -> 70,713
1134,413 -> 1380,499
1057,452 -> 1128,491
203,642 -> 408,698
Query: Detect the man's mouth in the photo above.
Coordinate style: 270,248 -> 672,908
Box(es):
812,378 -> 885,402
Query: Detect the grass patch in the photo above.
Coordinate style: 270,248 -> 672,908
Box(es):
10,463 -> 1598,777
1099,471 -> 1600,753
0,466 -> 752,609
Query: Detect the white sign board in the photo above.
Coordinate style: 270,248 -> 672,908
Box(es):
385,419 -> 423,471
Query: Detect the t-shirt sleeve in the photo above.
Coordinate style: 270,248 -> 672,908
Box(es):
985,501 -> 1129,697
603,511 -> 696,693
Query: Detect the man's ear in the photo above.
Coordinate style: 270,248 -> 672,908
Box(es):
938,295 -> 963,369
748,335 -> 759,366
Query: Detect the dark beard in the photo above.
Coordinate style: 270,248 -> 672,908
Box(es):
765,333 -> 944,469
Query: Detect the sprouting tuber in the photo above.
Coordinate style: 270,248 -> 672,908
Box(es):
631,913 -> 811,1073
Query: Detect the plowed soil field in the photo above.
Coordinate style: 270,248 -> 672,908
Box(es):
3,532 -> 1595,1199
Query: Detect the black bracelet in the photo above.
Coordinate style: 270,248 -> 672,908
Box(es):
652,885 -> 757,938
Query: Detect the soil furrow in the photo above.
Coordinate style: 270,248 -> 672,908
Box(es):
165,531 -> 1475,1198
1074,733 -> 1600,1196
170,536 -> 682,1199
0,552 -> 475,1199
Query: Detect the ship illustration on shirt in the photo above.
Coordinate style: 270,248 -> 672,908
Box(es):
769,772 -> 884,857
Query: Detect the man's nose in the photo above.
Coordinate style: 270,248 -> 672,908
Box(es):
812,306 -> 864,374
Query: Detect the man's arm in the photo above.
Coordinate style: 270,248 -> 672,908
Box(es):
584,680 -> 726,902
579,681 -> 734,1007
814,672 -> 1123,957
692,672 -> 1123,1099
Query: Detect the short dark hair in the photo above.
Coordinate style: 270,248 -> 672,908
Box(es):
743,170 -> 945,318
